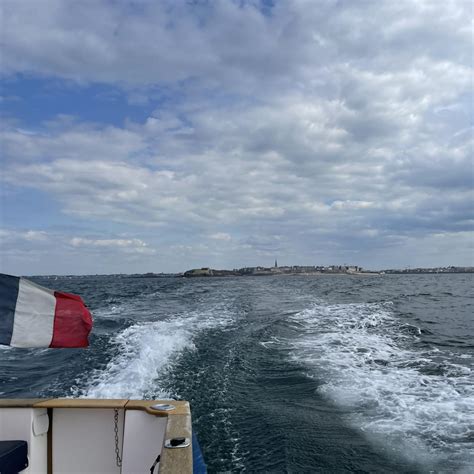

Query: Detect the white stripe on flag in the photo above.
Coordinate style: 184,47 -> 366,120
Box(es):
10,278 -> 56,348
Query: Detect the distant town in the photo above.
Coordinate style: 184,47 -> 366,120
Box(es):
33,265 -> 474,279
183,261 -> 366,277
181,263 -> 474,278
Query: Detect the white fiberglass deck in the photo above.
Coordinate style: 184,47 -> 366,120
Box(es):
0,399 -> 192,473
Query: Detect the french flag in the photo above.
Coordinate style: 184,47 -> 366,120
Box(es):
0,274 -> 93,348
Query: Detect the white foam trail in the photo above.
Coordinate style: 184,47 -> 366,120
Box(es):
78,306 -> 234,399
287,302 -> 474,468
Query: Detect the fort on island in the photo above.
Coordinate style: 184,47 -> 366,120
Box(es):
184,261 -> 366,277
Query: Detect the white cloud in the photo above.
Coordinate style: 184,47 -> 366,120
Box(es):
330,201 -> 378,211
1,121 -> 145,164
209,233 -> 232,241
0,228 -> 157,275
70,237 -> 155,254
0,229 -> 49,242
0,0 -> 472,272
1,0 -> 470,91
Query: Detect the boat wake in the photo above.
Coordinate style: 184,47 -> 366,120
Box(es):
285,301 -> 474,470
75,304 -> 235,399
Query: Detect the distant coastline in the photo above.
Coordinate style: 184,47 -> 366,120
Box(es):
30,266 -> 473,279
182,265 -> 474,278
381,266 -> 474,274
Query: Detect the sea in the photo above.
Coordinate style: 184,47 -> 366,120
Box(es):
1,273 -> 473,473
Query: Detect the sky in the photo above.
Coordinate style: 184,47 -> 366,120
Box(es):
0,0 -> 472,275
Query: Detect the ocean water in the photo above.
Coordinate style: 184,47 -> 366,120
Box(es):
0,274 -> 473,473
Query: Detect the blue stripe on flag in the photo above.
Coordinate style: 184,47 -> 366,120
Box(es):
0,274 -> 20,346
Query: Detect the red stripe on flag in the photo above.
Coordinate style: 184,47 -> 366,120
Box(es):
50,292 -> 93,348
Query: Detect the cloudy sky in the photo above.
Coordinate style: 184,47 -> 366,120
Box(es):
0,0 -> 472,275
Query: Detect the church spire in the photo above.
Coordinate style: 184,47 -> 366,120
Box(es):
274,259 -> 278,268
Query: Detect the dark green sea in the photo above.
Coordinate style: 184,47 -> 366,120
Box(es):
1,274 -> 473,473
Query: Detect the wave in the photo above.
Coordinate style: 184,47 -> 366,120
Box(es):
75,304 -> 235,399
285,301 -> 474,469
